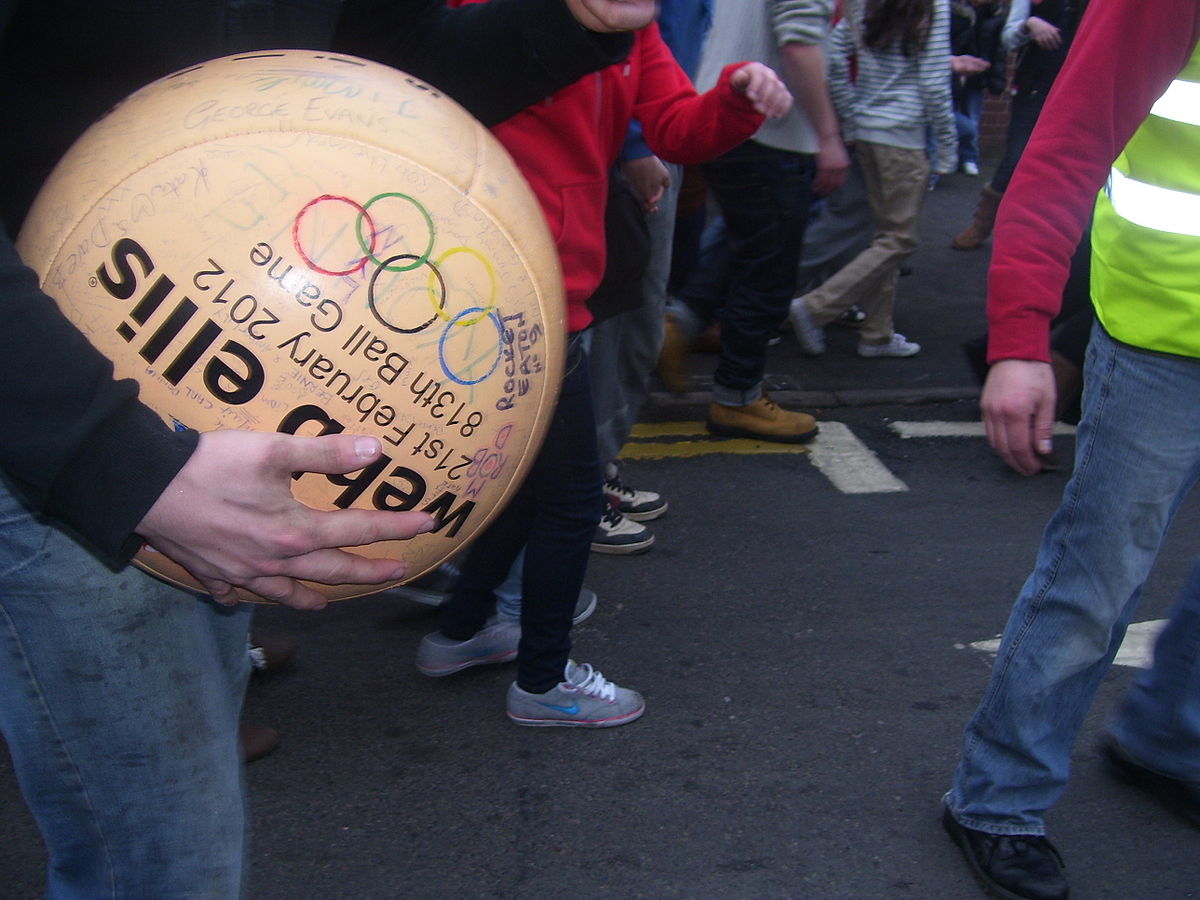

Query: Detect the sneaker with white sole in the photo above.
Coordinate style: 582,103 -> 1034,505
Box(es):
506,660 -> 645,727
592,505 -> 654,554
604,464 -> 667,522
416,621 -> 520,677
572,587 -> 598,625
857,333 -> 921,358
962,160 -> 980,176
788,296 -> 826,356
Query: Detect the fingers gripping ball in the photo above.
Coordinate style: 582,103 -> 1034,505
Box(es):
18,51 -> 565,602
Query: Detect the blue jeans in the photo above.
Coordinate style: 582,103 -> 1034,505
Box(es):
946,324 -> 1200,834
990,89 -> 1047,194
954,86 -> 984,166
590,162 -> 682,463
676,140 -> 814,405
438,336 -> 604,693
0,478 -> 251,898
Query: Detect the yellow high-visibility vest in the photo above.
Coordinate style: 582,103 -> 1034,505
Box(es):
1092,41 -> 1200,357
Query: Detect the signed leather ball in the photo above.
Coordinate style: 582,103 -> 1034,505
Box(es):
18,50 -> 564,601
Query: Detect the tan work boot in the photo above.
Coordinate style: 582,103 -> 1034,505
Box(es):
951,184 -> 1003,251
657,314 -> 691,394
706,392 -> 819,443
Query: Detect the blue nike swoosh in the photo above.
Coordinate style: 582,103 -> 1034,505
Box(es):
537,701 -> 580,715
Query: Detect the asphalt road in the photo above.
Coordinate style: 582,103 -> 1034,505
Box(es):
4,174 -> 1198,899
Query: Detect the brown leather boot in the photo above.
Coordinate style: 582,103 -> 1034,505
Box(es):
657,314 -> 692,394
952,184 -> 1003,251
706,393 -> 819,443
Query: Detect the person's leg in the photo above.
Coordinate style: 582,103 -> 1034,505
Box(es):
946,326 -> 1200,835
796,154 -> 872,294
1108,554 -> 1200,782
989,90 -> 1046,194
668,214 -> 731,342
956,87 -> 983,168
800,142 -> 928,345
0,479 -> 250,899
591,165 -> 682,464
702,140 -> 813,404
516,338 -> 605,692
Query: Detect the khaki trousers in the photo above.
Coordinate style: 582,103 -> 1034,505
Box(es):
802,141 -> 930,345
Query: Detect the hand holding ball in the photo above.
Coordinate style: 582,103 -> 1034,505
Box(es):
18,51 -> 565,601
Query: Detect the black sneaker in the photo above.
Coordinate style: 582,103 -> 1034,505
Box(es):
942,807 -> 1068,900
1102,736 -> 1200,828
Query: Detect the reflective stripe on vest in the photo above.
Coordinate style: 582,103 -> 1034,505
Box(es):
1091,41 -> 1200,358
1151,78 -> 1200,127
1104,167 -> 1200,238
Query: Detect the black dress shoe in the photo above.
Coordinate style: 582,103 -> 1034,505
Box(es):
1102,736 -> 1200,828
239,723 -> 280,763
248,632 -> 297,676
943,807 -> 1068,900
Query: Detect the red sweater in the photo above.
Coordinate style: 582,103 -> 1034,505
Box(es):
986,0 -> 1200,363
452,3 -> 764,331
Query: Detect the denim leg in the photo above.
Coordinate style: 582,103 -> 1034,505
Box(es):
955,87 -> 983,165
796,156 -> 872,293
438,340 -> 603,692
590,164 -> 682,463
990,90 -> 1046,193
670,215 -> 732,341
493,547 -> 525,624
0,479 -> 250,899
518,344 -> 604,691
1109,555 -> 1200,781
946,325 -> 1200,834
701,141 -> 813,401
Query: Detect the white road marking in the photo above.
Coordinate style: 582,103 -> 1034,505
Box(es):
968,619 -> 1167,669
808,421 -> 908,494
891,421 -> 1076,439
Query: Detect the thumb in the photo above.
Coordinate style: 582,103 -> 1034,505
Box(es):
1032,392 -> 1056,458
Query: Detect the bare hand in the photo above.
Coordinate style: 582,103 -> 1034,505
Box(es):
951,55 -> 991,76
981,359 -> 1058,475
621,155 -> 671,212
1025,17 -> 1062,50
812,134 -> 851,197
729,62 -> 794,119
137,431 -> 436,609
564,0 -> 657,32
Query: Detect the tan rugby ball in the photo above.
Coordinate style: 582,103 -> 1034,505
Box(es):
17,50 -> 564,601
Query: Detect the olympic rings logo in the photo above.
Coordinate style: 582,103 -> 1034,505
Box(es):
292,192 -> 504,386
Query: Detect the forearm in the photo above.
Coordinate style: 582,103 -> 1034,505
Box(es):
778,42 -> 841,147
0,227 -> 195,563
1001,0 -> 1032,51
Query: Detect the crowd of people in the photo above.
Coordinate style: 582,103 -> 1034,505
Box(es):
2,1 -> 1199,898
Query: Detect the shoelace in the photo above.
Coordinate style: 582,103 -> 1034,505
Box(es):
599,504 -> 625,528
604,477 -> 636,501
568,663 -> 616,702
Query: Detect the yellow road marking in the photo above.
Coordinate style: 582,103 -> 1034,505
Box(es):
618,422 -> 812,460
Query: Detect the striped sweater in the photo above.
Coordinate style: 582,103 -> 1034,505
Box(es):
827,0 -> 956,169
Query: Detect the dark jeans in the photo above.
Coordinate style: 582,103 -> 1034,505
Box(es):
677,140 -> 814,399
438,335 -> 603,693
990,89 -> 1048,194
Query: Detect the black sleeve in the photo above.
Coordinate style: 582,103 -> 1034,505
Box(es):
0,224 -> 197,565
334,0 -> 635,126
